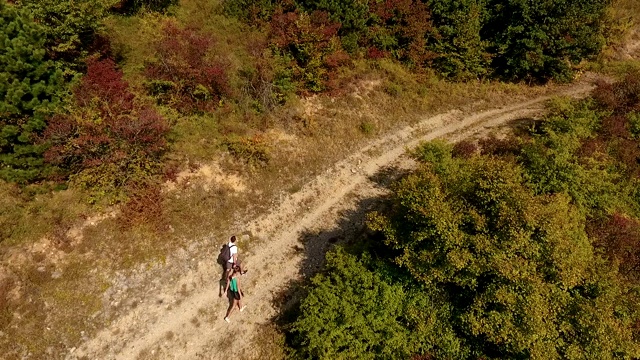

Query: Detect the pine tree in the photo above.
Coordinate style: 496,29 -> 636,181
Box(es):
0,0 -> 63,183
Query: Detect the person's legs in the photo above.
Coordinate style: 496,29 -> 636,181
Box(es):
225,297 -> 238,322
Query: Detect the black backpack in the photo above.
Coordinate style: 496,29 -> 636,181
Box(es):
217,243 -> 236,265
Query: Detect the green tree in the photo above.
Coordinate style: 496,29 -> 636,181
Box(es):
292,248 -> 411,359
426,0 -> 491,80
518,99 -> 625,214
114,0 -> 178,14
483,0 -> 611,82
16,0 -> 116,73
367,144 -> 639,358
223,0 -> 277,23
0,0 -> 63,183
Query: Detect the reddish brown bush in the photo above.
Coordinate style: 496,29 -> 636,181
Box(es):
452,140 -> 478,159
588,213 -> 640,279
145,21 -> 232,113
324,49 -> 350,69
601,114 -> 630,140
120,181 -> 166,230
366,47 -> 388,59
577,137 -> 607,160
609,138 -> 640,178
74,57 -> 134,114
478,135 -> 521,157
411,355 -> 434,360
593,72 -> 640,114
269,8 -> 346,92
368,0 -> 434,66
44,58 -> 169,181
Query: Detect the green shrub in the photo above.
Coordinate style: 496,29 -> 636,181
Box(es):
629,112 -> 640,139
359,121 -> 375,135
114,0 -> 178,14
223,134 -> 271,166
367,152 -> 640,358
292,248 -> 412,359
223,0 -> 277,23
383,81 -> 402,97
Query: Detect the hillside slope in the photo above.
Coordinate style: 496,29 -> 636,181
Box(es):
68,76 -> 598,360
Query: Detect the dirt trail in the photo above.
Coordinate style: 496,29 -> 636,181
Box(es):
68,79 -> 595,360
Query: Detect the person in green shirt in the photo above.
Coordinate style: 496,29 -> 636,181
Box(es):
223,266 -> 246,322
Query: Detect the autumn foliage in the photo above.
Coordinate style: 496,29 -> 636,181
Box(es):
145,21 -> 232,113
589,213 -> 640,279
44,58 -> 168,195
368,0 -> 434,66
269,8 -> 347,92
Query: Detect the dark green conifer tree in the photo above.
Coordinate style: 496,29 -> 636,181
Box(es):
0,0 -> 63,183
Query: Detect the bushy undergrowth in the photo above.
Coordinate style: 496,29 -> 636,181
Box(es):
145,20 -> 232,113
44,58 -> 169,203
1,0 -> 629,190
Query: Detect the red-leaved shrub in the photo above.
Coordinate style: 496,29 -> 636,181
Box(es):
366,47 -> 388,59
368,0 -> 434,66
478,135 -> 521,157
593,73 -> 640,114
589,213 -> 640,279
120,180 -> 166,230
269,8 -> 347,92
452,140 -> 478,159
44,58 -> 169,187
601,114 -> 630,140
145,21 -> 232,113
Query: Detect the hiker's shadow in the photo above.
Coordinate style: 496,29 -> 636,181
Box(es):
270,163 -> 410,327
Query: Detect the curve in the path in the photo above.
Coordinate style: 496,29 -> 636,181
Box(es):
69,81 -> 594,360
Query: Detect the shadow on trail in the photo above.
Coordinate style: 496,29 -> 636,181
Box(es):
266,163 -> 412,335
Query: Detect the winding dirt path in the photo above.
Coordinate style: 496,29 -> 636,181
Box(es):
68,79 -> 596,360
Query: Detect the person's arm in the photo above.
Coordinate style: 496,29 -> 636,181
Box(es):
236,277 -> 242,299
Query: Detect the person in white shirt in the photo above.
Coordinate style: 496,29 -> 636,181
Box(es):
225,235 -> 246,279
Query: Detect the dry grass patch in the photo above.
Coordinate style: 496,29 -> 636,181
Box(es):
0,255 -> 107,358
246,323 -> 287,360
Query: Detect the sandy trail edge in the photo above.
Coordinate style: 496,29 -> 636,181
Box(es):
68,81 -> 594,360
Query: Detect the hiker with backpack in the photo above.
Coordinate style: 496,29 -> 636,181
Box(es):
224,235 -> 246,276
223,265 -> 246,322
217,235 -> 246,297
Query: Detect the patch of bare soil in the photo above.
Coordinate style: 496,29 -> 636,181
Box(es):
68,78 -> 597,360
621,29 -> 640,60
